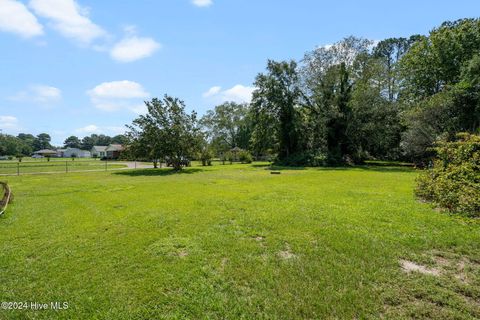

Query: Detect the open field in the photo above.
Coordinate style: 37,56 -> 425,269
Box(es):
0,163 -> 479,319
0,160 -> 128,175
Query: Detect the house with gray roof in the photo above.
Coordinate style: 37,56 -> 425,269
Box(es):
91,146 -> 108,158
106,144 -> 124,159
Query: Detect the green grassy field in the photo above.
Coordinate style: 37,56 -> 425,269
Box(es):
0,163 -> 479,319
0,160 -> 127,175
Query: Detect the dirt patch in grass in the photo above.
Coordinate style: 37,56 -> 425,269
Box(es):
400,259 -> 440,276
278,244 -> 297,260
384,250 -> 480,319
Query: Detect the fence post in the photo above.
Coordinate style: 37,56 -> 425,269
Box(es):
66,161 -> 68,173
105,159 -> 107,171
17,162 -> 20,176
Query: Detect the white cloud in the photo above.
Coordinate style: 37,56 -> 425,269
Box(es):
192,0 -> 213,7
31,85 -> 62,102
9,84 -> 61,104
0,0 -> 44,38
29,0 -> 106,45
75,124 -> 125,135
203,84 -> 254,104
202,86 -> 221,98
87,80 -> 149,112
88,80 -> 148,99
110,35 -> 161,63
76,124 -> 99,134
0,115 -> 19,130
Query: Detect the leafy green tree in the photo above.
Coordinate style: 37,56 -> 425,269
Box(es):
0,134 -> 20,156
127,95 -> 201,170
64,135 -> 81,148
81,134 -> 99,150
200,102 -> 252,154
33,133 -> 52,150
111,134 -> 127,145
400,19 -> 480,102
373,36 -> 420,101
251,60 -> 304,161
17,133 -> 35,155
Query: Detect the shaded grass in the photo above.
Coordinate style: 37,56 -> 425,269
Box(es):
114,167 -> 204,177
0,163 -> 479,319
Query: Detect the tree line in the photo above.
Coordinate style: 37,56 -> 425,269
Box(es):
127,18 -> 480,168
2,19 -> 479,166
0,132 -> 127,157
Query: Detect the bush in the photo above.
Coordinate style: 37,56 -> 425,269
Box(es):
238,151 -> 253,163
276,152 -> 328,167
415,133 -> 480,217
199,148 -> 214,166
224,151 -> 234,164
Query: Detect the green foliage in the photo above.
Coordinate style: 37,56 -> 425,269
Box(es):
127,95 -> 201,170
251,60 -> 303,161
32,133 -> 52,151
64,135 -> 81,148
80,134 -> 121,150
416,133 -> 480,216
238,150 -> 253,163
224,151 -> 234,164
199,147 -> 214,166
200,102 -> 252,154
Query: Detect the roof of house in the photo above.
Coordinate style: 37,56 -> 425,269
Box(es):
106,144 -> 124,152
34,149 -> 57,154
92,146 -> 108,152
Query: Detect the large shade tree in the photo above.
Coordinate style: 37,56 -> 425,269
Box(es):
251,60 -> 304,161
126,95 -> 201,170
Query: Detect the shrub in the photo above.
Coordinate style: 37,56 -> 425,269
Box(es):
415,133 -> 480,217
238,151 -> 253,163
199,148 -> 213,166
276,152 -> 327,167
225,151 -> 234,164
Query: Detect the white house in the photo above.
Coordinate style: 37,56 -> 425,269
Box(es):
91,146 -> 108,158
62,148 -> 91,158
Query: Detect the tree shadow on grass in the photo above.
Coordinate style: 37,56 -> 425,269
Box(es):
324,165 -> 416,173
114,168 -> 204,177
252,163 -> 415,173
251,164 -> 306,171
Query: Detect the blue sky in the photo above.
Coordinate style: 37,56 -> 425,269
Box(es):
0,0 -> 479,146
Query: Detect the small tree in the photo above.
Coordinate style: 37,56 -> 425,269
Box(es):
127,95 -> 201,171
238,150 -> 253,164
225,151 -> 234,164
199,147 -> 213,166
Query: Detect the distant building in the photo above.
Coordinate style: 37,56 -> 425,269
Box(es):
56,149 -> 66,157
90,144 -> 124,159
33,149 -> 58,157
105,144 -> 124,159
91,146 -> 108,158
62,148 -> 91,158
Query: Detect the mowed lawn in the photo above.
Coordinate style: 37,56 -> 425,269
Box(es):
0,160 -> 127,175
0,164 -> 479,319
